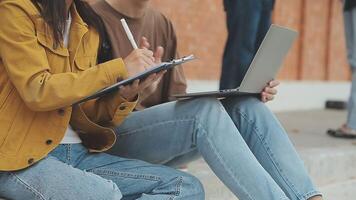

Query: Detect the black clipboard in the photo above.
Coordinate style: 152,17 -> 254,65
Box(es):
74,55 -> 195,104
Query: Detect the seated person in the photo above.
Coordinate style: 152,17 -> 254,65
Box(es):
0,0 -> 205,199
90,0 -> 324,199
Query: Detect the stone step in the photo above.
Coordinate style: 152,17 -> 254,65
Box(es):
187,146 -> 356,200
188,177 -> 356,200
320,178 -> 356,200
299,147 -> 356,186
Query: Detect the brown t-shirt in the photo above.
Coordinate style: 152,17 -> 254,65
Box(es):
91,0 -> 187,110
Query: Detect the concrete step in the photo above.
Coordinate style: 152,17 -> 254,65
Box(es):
320,178 -> 356,200
299,147 -> 356,186
187,177 -> 356,200
187,146 -> 356,200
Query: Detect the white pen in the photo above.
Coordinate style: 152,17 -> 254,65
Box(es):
120,18 -> 138,50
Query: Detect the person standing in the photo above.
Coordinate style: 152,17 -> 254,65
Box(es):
220,0 -> 275,89
328,0 -> 356,138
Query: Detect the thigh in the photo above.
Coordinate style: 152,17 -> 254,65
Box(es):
221,0 -> 264,89
0,156 -> 122,200
107,100 -> 200,165
256,0 -> 274,50
351,68 -> 356,98
347,68 -> 356,129
76,152 -> 204,200
225,0 -> 262,44
344,8 -> 356,67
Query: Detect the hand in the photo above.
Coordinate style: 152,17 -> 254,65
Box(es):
123,47 -> 155,77
118,70 -> 166,101
261,80 -> 280,103
138,37 -> 165,96
120,37 -> 166,101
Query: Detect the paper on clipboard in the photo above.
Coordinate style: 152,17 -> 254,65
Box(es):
74,55 -> 195,105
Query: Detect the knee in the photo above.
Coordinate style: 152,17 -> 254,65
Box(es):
100,181 -> 123,200
192,97 -> 221,106
191,97 -> 225,113
180,174 -> 205,199
224,96 -> 267,114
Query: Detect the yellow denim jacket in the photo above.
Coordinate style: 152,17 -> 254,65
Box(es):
0,0 -> 137,171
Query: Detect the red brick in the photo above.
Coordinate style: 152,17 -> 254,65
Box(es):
273,0 -> 303,80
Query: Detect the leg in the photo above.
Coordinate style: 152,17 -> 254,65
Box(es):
345,7 -> 356,130
70,144 -> 204,200
221,96 -> 322,200
220,0 -> 263,89
255,0 -> 275,51
110,98 -> 289,199
343,7 -> 356,68
163,149 -> 200,168
347,68 -> 356,129
107,102 -> 201,165
0,156 -> 122,200
329,7 -> 356,137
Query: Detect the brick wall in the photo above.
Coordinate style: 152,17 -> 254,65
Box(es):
151,0 -> 351,81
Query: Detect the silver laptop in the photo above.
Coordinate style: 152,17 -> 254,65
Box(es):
173,24 -> 298,99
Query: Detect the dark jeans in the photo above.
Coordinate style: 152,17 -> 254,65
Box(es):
220,0 -> 275,90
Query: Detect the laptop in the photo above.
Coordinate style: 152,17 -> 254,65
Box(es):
173,24 -> 298,99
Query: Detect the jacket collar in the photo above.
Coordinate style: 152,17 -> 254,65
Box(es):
68,4 -> 89,53
30,3 -> 89,57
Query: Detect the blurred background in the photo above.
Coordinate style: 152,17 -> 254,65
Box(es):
152,0 -> 350,81
151,0 -> 351,111
150,1 -> 356,199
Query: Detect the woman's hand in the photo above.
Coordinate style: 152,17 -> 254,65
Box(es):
261,80 -> 280,103
119,37 -> 166,101
118,71 -> 166,102
141,37 -> 165,94
123,48 -> 155,77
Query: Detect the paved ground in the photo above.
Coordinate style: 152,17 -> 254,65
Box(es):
278,109 -> 355,149
186,109 -> 356,200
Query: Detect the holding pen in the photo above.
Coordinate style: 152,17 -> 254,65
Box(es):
121,18 -> 139,50
120,18 -> 164,62
118,18 -> 166,100
120,18 -> 165,68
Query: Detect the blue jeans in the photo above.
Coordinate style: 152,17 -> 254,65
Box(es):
344,7 -> 356,129
108,97 -> 321,200
220,0 -> 275,89
347,69 -> 356,129
0,144 -> 204,199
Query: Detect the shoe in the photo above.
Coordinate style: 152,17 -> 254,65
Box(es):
327,124 -> 356,139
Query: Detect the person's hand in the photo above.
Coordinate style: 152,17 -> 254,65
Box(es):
118,71 -> 166,101
137,37 -> 166,98
123,48 -> 155,77
261,80 -> 280,103
140,37 -> 164,64
119,37 -> 166,101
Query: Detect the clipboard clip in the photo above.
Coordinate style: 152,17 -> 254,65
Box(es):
172,54 -> 195,64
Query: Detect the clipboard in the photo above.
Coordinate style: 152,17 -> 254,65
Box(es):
74,55 -> 195,104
